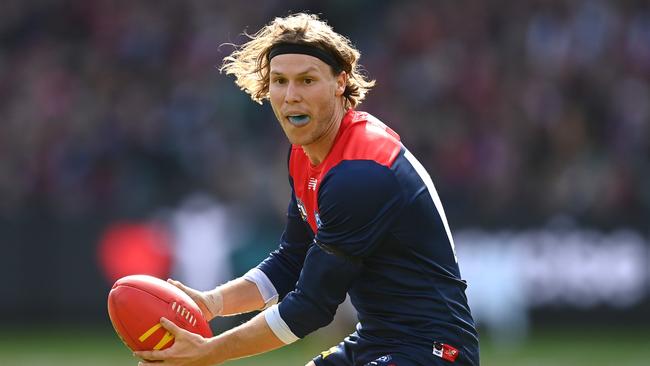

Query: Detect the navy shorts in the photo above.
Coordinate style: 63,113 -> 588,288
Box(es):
312,333 -> 477,366
314,346 -> 419,366
312,334 -> 425,366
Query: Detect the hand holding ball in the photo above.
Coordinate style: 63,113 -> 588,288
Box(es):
107,275 -> 213,352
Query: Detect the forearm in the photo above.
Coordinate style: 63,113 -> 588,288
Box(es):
215,277 -> 266,316
206,311 -> 286,364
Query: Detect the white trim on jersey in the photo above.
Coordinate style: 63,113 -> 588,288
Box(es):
403,149 -> 458,262
242,268 -> 278,308
263,304 -> 300,344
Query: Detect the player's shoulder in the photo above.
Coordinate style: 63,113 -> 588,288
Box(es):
319,159 -> 402,206
336,110 -> 402,168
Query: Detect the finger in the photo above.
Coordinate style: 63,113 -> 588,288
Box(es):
167,279 -> 214,319
167,278 -> 178,286
159,317 -> 183,335
167,279 -> 187,291
168,280 -> 197,298
134,349 -> 169,361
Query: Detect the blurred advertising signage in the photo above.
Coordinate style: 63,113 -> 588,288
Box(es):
97,221 -> 172,284
456,228 -> 648,309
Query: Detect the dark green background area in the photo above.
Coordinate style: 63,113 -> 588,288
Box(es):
0,326 -> 648,366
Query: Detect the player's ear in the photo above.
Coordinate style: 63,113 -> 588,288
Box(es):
335,71 -> 347,97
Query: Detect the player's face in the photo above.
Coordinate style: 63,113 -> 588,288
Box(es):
269,54 -> 346,149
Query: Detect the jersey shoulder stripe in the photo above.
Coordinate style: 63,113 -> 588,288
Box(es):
329,110 -> 402,169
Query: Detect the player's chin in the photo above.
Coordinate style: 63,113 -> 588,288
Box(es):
287,133 -> 315,146
281,128 -> 308,144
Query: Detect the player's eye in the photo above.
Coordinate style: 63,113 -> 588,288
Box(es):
272,77 -> 286,85
304,78 -> 314,85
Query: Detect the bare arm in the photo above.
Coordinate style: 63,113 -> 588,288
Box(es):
168,277 -> 266,320
218,277 -> 266,316
135,311 -> 285,366
208,311 -> 285,362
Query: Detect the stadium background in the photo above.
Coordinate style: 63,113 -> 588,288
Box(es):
0,0 -> 648,365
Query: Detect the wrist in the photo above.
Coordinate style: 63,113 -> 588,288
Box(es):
205,336 -> 227,365
203,288 -> 223,318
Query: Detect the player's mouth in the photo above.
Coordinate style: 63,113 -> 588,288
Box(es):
286,114 -> 310,126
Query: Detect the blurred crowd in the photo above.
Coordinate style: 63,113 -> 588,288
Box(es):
1,0 -> 648,230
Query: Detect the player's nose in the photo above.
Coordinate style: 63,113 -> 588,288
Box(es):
284,81 -> 302,103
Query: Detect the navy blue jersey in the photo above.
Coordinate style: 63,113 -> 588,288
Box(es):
258,110 -> 479,365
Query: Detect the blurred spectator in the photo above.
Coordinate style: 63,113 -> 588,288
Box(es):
1,0 -> 647,229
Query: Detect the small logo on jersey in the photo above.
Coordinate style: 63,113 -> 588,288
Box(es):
364,355 -> 394,366
315,212 -> 322,229
433,342 -> 459,362
296,198 -> 308,222
308,177 -> 318,191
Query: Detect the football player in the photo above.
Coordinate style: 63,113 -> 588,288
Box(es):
136,13 -> 479,366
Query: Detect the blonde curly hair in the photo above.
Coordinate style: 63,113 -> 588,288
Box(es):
220,13 -> 375,108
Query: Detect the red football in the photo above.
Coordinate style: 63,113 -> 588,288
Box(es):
107,274 -> 213,352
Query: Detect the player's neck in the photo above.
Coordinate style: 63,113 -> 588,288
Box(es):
302,104 -> 346,166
